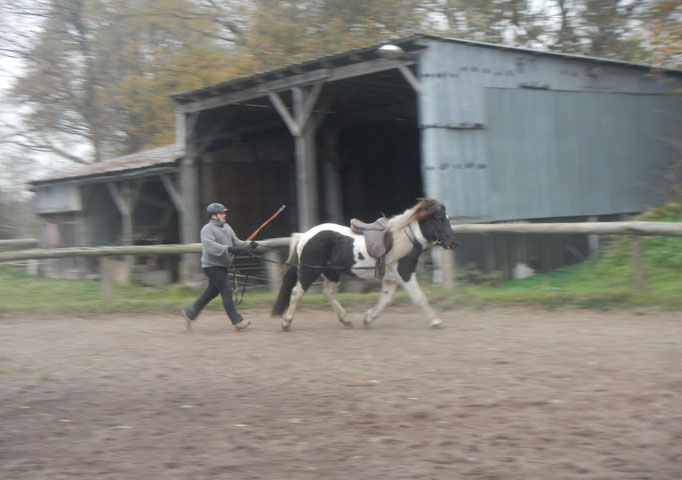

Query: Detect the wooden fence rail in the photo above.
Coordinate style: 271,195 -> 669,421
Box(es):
1,222 -> 680,292
449,221 -> 682,237
0,238 -> 291,262
0,238 -> 39,251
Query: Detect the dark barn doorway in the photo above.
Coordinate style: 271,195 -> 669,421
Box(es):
336,119 -> 423,222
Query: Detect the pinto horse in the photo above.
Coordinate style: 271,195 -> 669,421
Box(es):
272,198 -> 458,330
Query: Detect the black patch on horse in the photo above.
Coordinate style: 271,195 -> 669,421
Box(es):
397,242 -> 423,282
299,230 -> 356,288
418,205 -> 457,248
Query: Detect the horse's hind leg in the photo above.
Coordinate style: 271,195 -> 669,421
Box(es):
323,276 -> 351,328
363,280 -> 398,327
282,282 -> 305,331
282,265 -> 319,331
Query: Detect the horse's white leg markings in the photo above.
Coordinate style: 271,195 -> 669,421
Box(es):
282,282 -> 305,330
363,280 -> 398,327
402,275 -> 442,328
323,278 -> 352,328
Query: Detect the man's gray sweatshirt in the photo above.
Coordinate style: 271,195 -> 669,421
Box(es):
200,219 -> 248,268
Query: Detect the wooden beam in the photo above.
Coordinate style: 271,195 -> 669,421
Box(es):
268,92 -> 301,137
399,65 -> 421,93
160,174 -> 185,214
130,179 -> 144,210
176,58 -> 414,113
106,182 -> 130,218
300,82 -> 324,128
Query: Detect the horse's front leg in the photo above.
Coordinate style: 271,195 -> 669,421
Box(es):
363,280 -> 398,327
402,275 -> 442,328
323,277 -> 352,328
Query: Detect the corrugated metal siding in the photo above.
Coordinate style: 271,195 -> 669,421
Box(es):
419,41 -> 491,220
421,128 -> 490,219
485,90 -> 680,221
418,39 -> 682,222
34,184 -> 82,214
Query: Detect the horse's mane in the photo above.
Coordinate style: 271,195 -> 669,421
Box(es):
387,198 -> 442,232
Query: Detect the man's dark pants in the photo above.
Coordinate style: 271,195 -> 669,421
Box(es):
187,266 -> 243,324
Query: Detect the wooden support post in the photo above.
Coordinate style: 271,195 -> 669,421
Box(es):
269,84 -> 324,231
321,129 -> 343,223
293,87 -> 319,231
106,181 -> 135,283
180,112 -> 202,284
631,236 -> 646,291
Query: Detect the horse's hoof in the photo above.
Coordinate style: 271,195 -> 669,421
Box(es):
341,320 -> 353,329
363,318 -> 372,328
430,319 -> 443,328
281,321 -> 291,331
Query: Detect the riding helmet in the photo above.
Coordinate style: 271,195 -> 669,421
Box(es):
206,203 -> 228,214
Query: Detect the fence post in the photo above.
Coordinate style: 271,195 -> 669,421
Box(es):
99,257 -> 114,298
265,250 -> 282,294
441,248 -> 455,290
630,236 -> 646,291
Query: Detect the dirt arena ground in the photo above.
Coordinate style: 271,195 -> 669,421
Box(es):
1,306 -> 681,479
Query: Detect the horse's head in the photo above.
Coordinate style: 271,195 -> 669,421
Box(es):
415,199 -> 458,250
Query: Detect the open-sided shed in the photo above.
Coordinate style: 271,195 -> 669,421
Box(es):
172,33 -> 681,278
30,145 -> 183,280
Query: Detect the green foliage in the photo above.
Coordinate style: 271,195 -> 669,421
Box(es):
456,263 -> 505,286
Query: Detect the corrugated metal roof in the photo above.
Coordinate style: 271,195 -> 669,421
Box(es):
171,33 -> 680,105
171,34 -> 426,104
31,144 -> 182,186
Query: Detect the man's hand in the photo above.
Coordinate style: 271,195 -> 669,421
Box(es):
227,246 -> 240,255
249,241 -> 260,250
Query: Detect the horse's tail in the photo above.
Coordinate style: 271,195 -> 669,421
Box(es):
271,234 -> 301,317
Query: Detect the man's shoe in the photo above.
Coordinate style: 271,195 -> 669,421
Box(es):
181,308 -> 194,330
234,319 -> 251,331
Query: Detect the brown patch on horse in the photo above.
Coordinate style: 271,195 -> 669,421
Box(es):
413,198 -> 443,222
388,198 -> 442,232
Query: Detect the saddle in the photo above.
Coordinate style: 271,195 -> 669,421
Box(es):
350,217 -> 393,277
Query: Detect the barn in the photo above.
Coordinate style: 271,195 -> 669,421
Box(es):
31,34 -> 682,282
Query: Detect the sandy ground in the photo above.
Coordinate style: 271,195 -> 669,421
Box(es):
1,306 -> 681,479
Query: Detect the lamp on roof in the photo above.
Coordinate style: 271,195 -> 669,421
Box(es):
377,44 -> 405,60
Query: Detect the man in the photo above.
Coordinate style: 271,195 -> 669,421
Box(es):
182,202 -> 258,331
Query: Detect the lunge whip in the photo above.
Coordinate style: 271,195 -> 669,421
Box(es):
232,204 -> 286,302
246,204 -> 286,241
